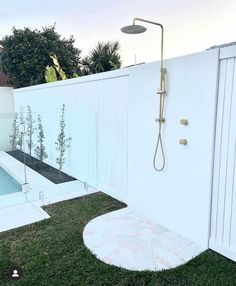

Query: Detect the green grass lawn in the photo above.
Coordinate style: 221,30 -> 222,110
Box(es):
0,192 -> 235,286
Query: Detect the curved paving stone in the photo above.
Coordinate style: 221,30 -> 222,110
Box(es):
83,207 -> 205,271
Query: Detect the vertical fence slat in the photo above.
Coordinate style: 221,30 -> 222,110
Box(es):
223,58 -> 236,246
95,76 -> 128,201
211,60 -> 227,242
210,56 -> 236,261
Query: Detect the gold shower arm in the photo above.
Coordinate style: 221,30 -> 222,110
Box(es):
133,18 -> 165,74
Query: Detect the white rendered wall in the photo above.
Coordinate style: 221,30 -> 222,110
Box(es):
0,87 -> 15,151
13,49 -> 219,248
126,50 -> 219,249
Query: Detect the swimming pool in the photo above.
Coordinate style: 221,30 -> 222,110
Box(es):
0,167 -> 21,196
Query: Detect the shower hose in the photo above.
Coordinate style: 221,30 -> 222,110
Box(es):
153,90 -> 165,171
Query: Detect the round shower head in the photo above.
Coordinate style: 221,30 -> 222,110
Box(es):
121,24 -> 147,34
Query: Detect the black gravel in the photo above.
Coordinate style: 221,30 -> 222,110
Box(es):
7,150 -> 77,184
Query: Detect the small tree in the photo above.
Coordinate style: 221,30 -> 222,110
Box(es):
25,105 -> 35,156
81,41 -> 121,75
55,104 -> 71,174
9,113 -> 19,150
34,114 -> 47,161
1,26 -> 81,88
17,107 -> 24,151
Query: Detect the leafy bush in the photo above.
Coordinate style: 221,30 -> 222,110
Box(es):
1,25 -> 81,87
81,41 -> 121,75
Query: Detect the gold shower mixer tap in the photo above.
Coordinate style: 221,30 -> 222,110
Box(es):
157,67 -> 167,95
155,118 -> 165,123
156,67 -> 167,124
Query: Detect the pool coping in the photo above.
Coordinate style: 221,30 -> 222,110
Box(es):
0,150 -> 99,233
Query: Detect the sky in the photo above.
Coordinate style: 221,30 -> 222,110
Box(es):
0,0 -> 236,67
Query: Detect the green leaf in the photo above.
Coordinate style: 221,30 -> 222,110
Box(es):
50,53 -> 67,80
45,65 -> 57,83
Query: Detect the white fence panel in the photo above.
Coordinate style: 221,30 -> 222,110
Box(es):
73,110 -> 97,186
97,76 -> 128,201
210,55 -> 236,262
13,72 -> 129,201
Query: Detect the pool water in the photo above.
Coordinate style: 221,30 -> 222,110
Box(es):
0,168 -> 21,196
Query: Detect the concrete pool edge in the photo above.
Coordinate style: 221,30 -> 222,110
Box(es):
0,201 -> 50,233
0,150 -> 99,233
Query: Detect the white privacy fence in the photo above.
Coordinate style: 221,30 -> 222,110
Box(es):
13,46 -> 236,258
210,46 -> 236,262
96,76 -> 128,201
14,72 -> 129,201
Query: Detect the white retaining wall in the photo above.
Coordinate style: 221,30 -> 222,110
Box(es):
13,49 -> 220,248
0,87 -> 15,151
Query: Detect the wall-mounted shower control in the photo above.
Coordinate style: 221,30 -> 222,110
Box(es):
179,139 -> 188,145
155,118 -> 165,123
180,119 -> 188,125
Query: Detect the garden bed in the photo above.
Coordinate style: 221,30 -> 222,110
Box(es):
7,150 -> 76,184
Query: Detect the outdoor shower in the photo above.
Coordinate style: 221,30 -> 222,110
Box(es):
121,18 -> 167,171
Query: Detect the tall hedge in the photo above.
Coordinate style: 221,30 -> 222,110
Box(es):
1,26 -> 81,88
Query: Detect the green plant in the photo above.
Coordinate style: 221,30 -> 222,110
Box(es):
50,53 -> 67,80
1,25 -> 81,88
25,105 -> 35,157
45,66 -> 57,83
34,114 -> 47,161
81,41 -> 121,75
9,113 -> 19,150
55,104 -> 71,174
45,53 -> 68,83
17,107 -> 24,151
